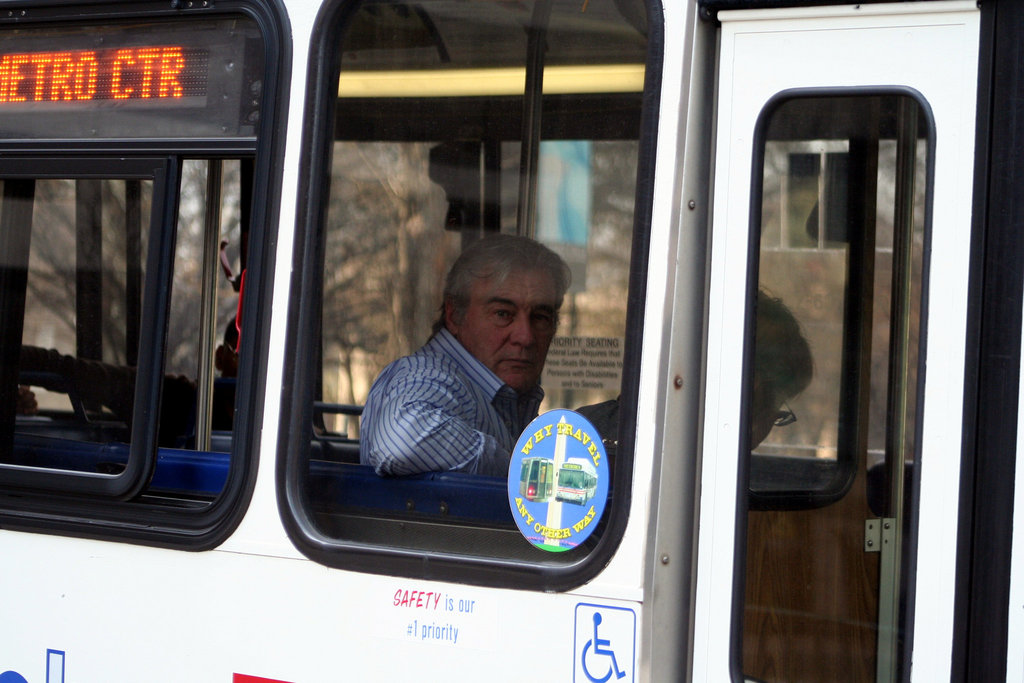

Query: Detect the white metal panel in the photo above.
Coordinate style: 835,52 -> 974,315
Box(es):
0,2 -> 663,681
221,1 -> 655,605
638,0 -> 718,679
223,3 -> 657,609
695,3 -> 979,680
220,1 -> 317,561
219,0 -> 655,672
1008,308 -> 1024,683
0,529 -> 644,681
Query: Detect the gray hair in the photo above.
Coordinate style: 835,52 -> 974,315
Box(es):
432,234 -> 572,335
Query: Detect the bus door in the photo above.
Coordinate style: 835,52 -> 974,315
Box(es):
691,3 -> 979,681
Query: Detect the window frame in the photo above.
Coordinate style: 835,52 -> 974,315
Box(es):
0,155 -> 177,498
277,0 -> 663,589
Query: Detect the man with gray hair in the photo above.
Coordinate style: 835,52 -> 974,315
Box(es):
360,234 -> 571,476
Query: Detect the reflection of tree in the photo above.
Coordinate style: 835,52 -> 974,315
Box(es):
569,141 -> 635,339
21,162 -> 242,379
164,160 -> 242,377
322,143 -> 452,406
321,140 -> 638,409
24,179 -> 152,365
24,180 -> 78,352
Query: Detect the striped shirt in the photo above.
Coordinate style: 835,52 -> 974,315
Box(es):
359,328 -> 544,476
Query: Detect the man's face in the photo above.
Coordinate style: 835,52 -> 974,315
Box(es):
446,269 -> 560,393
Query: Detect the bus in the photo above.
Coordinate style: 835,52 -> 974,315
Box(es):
0,0 -> 1020,680
556,458 -> 598,506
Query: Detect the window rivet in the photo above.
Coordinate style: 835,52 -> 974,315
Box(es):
673,375 -> 683,389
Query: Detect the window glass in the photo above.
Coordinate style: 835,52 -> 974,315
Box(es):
742,94 -> 929,682
291,0 -> 650,576
164,159 -> 245,455
5,171 -> 157,492
3,159 -> 246,503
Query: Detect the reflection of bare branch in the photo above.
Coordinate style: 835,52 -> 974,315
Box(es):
20,162 -> 243,375
319,140 -> 638,407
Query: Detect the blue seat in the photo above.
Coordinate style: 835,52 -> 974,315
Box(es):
308,460 -> 513,525
11,433 -> 512,523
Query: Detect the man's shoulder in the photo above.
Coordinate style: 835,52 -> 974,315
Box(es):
370,334 -> 467,389
576,398 -> 620,438
370,329 -> 501,400
377,342 -> 458,381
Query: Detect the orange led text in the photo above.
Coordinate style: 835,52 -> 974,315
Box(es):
0,46 -> 192,104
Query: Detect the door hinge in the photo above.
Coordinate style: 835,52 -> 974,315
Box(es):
864,518 -> 896,553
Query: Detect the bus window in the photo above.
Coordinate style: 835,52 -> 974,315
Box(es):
164,159 -> 247,455
0,5 -> 284,546
282,0 -> 654,585
2,162 -> 169,498
2,158 -> 247,498
741,93 -> 930,682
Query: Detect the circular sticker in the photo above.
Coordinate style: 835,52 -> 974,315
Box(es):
507,409 -> 609,552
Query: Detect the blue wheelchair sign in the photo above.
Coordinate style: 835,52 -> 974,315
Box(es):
1,649 -> 64,683
574,603 -> 635,682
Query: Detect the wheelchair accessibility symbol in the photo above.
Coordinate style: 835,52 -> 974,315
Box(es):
574,603 -> 635,683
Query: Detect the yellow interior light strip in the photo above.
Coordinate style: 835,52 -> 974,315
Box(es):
338,64 -> 645,98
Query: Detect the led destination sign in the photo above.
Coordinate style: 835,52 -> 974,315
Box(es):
0,46 -> 208,105
0,17 -> 260,139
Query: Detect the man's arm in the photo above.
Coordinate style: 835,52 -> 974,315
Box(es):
359,360 -> 508,477
19,345 -> 136,419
